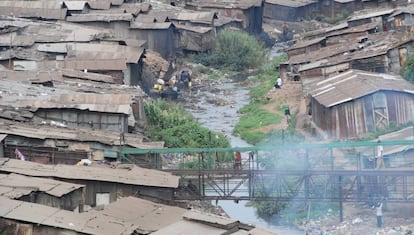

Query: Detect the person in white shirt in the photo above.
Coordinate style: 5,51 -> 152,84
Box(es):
376,202 -> 383,228
274,77 -> 282,89
376,139 -> 384,169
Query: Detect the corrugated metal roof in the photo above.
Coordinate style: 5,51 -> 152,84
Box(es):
183,210 -> 238,228
0,185 -> 33,199
0,121 -> 164,149
0,197 -> 136,235
151,219 -> 227,235
63,1 -> 90,10
347,9 -> 394,22
289,42 -> 357,64
310,70 -> 414,108
0,70 -> 63,83
390,5 -> 414,17
130,21 -> 173,29
266,0 -> 317,7
356,126 -> 414,157
6,93 -> 132,114
186,0 -> 263,9
0,1 -> 67,20
0,158 -> 179,188
174,24 -> 213,33
87,0 -> 111,10
0,33 -> 34,47
66,13 -> 133,22
41,42 -> 144,63
103,196 -> 186,233
64,58 -> 128,70
172,11 -> 217,25
0,173 -> 84,197
289,36 -> 326,51
62,69 -> 116,83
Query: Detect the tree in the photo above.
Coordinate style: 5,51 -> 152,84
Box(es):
198,29 -> 267,71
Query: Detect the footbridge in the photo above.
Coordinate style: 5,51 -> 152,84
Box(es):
121,140 -> 414,207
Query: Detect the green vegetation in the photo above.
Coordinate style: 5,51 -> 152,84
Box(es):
401,55 -> 414,84
144,100 -> 230,148
196,29 -> 267,71
233,54 -> 291,144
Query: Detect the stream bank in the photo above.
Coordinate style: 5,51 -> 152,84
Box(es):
183,74 -> 303,234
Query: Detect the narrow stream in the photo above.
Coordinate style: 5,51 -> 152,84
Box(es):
186,80 -> 303,234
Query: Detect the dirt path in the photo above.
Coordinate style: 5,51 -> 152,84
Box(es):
254,80 -> 306,133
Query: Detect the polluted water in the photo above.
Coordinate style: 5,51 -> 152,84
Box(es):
185,78 -> 303,235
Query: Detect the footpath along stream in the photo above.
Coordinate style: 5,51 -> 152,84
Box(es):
184,78 -> 303,235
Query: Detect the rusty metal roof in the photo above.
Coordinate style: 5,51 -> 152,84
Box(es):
151,220 -> 227,235
171,11 -> 218,25
0,17 -> 111,43
0,158 -> 179,188
0,70 -> 64,83
186,0 -> 263,9
0,196 -> 136,235
0,173 -> 84,198
103,196 -> 186,234
390,5 -> 414,17
289,42 -> 357,64
0,121 -> 165,149
62,69 -> 116,83
289,36 -> 326,51
265,0 -> 317,7
130,21 -> 173,29
174,24 -> 213,33
67,13 -> 133,22
310,70 -> 414,108
347,8 -> 394,22
0,1 -> 67,19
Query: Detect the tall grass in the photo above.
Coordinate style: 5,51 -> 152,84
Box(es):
144,100 -> 230,148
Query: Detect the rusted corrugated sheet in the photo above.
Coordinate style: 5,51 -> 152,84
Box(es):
266,0 -> 317,7
0,173 -> 84,197
0,1 -> 67,19
130,21 -> 173,30
103,196 -> 185,233
347,9 -> 394,23
310,70 -> 414,108
0,158 -> 179,188
62,69 -> 115,83
186,0 -> 262,9
0,197 -> 136,235
66,13 -> 133,22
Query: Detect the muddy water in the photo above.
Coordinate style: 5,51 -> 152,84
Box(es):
185,80 -> 303,234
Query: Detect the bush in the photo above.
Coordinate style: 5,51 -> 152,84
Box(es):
401,55 -> 414,84
144,100 -> 230,148
197,29 -> 267,71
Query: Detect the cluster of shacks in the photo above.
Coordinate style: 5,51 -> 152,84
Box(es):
1,0 -> 414,233
280,6 -> 414,141
0,0 -> 284,234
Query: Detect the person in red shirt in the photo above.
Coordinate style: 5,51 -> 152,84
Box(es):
234,151 -> 242,170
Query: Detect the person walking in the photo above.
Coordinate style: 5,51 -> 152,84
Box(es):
284,106 -> 291,124
376,202 -> 383,228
